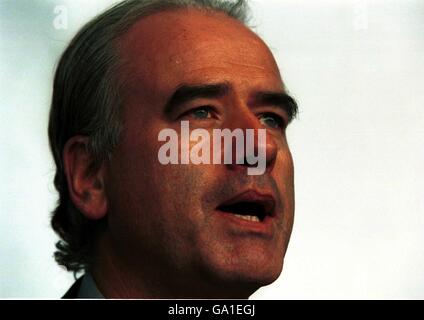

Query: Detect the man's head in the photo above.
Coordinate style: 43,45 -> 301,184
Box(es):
49,0 -> 297,298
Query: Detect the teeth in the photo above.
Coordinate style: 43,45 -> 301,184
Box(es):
233,214 -> 260,222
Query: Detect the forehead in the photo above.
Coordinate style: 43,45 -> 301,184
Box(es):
118,9 -> 283,101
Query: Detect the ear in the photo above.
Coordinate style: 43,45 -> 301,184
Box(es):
63,136 -> 108,220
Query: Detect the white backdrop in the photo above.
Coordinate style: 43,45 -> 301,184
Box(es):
1,0 -> 423,299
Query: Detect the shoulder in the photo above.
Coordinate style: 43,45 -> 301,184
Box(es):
62,276 -> 84,299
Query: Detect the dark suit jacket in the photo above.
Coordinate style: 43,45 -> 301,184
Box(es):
62,277 -> 83,299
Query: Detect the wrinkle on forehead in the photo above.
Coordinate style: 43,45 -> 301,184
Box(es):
118,8 -> 283,101
120,9 -> 276,63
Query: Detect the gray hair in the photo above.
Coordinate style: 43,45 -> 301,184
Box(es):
48,0 -> 249,273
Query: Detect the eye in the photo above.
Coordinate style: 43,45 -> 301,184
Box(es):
183,106 -> 214,120
259,112 -> 286,130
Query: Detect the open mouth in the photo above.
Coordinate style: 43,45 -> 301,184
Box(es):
217,201 -> 267,222
216,191 -> 275,223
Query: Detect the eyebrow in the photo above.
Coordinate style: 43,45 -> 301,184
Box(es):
255,91 -> 299,123
164,83 -> 229,114
164,83 -> 299,122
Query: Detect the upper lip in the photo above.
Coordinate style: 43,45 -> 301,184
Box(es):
216,189 -> 276,219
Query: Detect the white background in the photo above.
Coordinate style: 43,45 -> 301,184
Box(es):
1,0 -> 423,299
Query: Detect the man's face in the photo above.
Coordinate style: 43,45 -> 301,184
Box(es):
104,9 -> 295,297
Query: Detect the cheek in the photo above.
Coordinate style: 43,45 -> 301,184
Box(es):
105,137 -> 213,250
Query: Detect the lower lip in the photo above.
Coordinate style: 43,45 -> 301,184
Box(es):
214,210 -> 275,237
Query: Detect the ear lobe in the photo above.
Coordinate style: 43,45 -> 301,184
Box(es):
63,136 -> 108,220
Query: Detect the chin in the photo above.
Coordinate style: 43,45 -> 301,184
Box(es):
199,258 -> 284,298
230,262 -> 283,286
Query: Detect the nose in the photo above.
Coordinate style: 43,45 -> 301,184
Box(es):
224,108 -> 278,175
